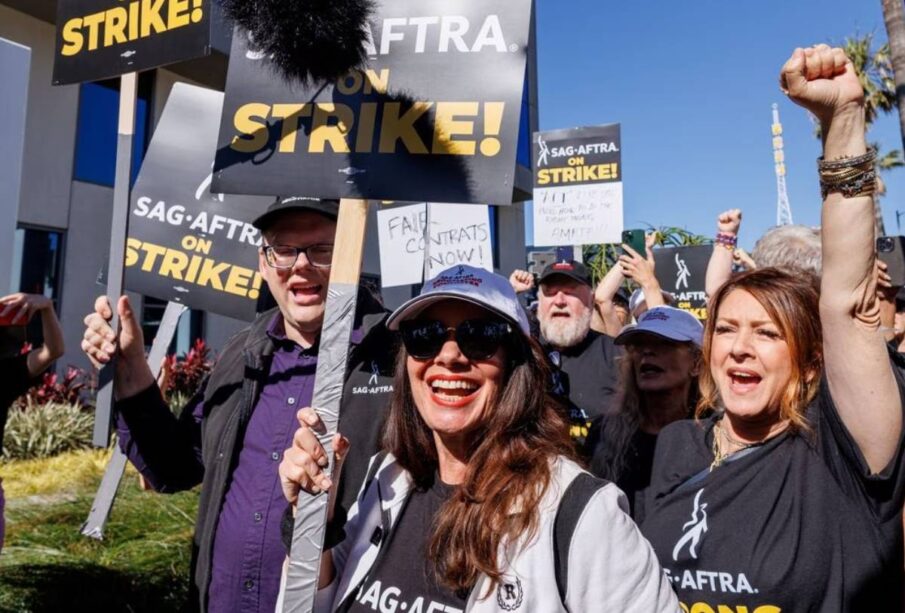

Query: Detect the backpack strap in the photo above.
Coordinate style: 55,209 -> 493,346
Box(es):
553,472 -> 608,605
363,450 -> 388,492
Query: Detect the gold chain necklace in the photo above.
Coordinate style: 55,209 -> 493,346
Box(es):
710,419 -> 758,471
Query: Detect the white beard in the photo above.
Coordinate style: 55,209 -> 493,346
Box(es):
541,307 -> 592,349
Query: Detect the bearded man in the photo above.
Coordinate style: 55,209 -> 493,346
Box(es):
511,260 -> 621,431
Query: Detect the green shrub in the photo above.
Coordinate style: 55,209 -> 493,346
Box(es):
2,401 -> 94,461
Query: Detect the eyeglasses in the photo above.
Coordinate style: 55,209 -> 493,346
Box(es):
262,244 -> 334,269
400,319 -> 513,361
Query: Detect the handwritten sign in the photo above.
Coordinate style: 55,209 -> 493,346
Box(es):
377,203 -> 493,287
532,123 -> 623,246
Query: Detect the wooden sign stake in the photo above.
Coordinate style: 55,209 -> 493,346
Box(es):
281,198 -> 369,612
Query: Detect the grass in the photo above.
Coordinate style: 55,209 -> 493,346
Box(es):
0,449 -> 199,612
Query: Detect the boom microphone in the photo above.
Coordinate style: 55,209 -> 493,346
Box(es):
219,0 -> 374,84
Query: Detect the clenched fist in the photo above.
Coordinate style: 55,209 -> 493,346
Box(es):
780,44 -> 863,124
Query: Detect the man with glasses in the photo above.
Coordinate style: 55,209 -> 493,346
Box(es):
80,198 -> 397,613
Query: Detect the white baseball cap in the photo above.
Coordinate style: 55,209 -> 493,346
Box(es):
616,305 -> 703,347
387,265 -> 531,335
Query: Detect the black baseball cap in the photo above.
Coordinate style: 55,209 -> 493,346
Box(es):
538,260 -> 592,288
252,197 -> 339,231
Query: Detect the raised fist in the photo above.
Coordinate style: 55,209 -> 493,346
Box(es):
717,209 -> 742,236
780,44 -> 863,124
509,269 -> 535,294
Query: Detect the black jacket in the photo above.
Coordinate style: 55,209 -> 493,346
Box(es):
116,291 -> 398,611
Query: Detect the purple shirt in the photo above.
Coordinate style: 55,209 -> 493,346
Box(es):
207,317 -> 317,613
114,313 -> 371,612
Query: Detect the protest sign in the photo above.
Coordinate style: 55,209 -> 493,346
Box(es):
53,0 -> 214,85
654,245 -> 711,320
125,82 -> 272,321
532,123 -> 623,247
377,203 -> 493,287
213,0 -> 533,205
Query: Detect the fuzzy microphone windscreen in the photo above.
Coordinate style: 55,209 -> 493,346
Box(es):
220,0 -> 375,84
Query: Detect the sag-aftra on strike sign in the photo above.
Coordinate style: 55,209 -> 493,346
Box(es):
213,0 -> 534,206
53,0 -> 213,84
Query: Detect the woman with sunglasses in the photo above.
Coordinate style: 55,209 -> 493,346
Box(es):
278,265 -> 677,612
639,46 -> 905,611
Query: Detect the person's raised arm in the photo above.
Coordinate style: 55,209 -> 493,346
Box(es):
620,233 -> 665,309
705,209 -> 742,297
783,44 -> 901,473
0,293 -> 65,377
594,263 -> 627,336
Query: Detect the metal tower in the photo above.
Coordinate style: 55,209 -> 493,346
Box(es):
772,104 -> 793,226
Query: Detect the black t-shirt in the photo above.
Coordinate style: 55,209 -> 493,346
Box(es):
342,477 -> 468,613
640,372 -> 905,612
1,354 -> 33,450
547,330 -> 621,423
587,415 -> 658,522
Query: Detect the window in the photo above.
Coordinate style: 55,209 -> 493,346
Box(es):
73,74 -> 152,187
12,227 -> 65,344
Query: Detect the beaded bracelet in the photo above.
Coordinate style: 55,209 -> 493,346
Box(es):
715,233 -> 737,250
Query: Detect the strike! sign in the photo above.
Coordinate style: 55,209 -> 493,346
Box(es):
532,123 -> 623,247
53,0 -> 212,85
213,0 -> 533,206
653,245 -> 711,321
125,83 -> 272,321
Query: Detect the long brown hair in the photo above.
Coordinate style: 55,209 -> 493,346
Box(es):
696,267 -> 822,431
383,332 -> 576,595
598,342 -> 700,482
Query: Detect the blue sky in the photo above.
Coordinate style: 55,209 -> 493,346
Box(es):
525,0 -> 905,250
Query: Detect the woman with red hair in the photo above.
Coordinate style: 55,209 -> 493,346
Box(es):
641,45 -> 905,612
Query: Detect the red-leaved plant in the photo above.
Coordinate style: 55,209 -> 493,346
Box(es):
161,339 -> 213,402
16,366 -> 88,409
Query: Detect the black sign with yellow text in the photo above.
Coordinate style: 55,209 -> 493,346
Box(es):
213,0 -> 533,205
125,82 -> 272,321
531,124 -> 623,246
53,0 -> 212,85
654,245 -> 712,321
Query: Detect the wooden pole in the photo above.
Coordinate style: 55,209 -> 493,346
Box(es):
82,301 -> 187,539
280,198 -> 369,612
93,72 -> 138,448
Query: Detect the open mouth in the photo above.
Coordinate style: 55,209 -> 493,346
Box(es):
728,369 -> 762,392
550,312 -> 571,318
639,363 -> 665,376
428,378 -> 480,406
289,284 -> 323,302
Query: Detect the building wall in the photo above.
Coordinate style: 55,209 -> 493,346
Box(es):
0,36 -> 30,295
0,6 -> 79,230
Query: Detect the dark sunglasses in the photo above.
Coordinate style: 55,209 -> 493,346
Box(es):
400,319 -> 514,361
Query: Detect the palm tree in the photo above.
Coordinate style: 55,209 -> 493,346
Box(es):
875,143 -> 905,197
881,0 -> 905,153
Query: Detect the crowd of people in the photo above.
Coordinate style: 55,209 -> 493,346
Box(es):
1,44 -> 902,612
